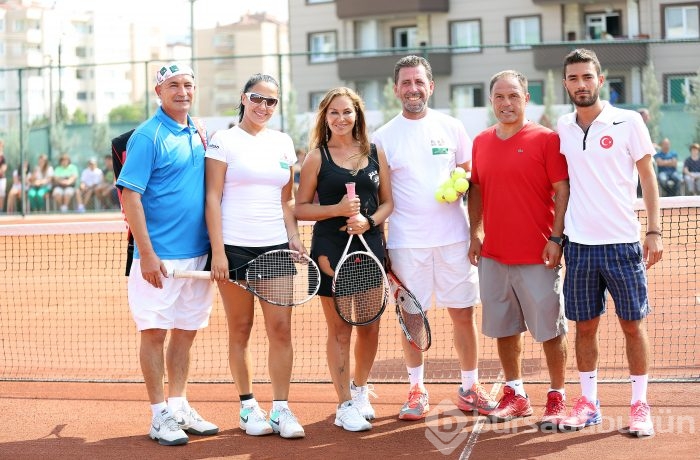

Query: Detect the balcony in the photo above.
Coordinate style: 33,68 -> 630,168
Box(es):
336,0 -> 449,19
532,40 -> 648,70
337,50 -> 451,81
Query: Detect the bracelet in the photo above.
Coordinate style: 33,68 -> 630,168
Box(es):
361,211 -> 376,229
645,231 -> 662,236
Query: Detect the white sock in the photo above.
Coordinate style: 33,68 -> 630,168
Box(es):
580,370 -> 598,402
461,369 -> 478,391
630,375 -> 648,404
242,397 -> 259,408
548,388 -> 566,400
407,364 -> 425,387
272,400 -> 289,411
506,379 -> 526,397
151,401 -> 168,417
167,396 -> 188,413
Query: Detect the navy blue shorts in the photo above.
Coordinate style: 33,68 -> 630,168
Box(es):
563,242 -> 650,321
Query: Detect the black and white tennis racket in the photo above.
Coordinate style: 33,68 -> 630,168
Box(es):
332,182 -> 389,326
172,250 -> 320,307
387,271 -> 432,352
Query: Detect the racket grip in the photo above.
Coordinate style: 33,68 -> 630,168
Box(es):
345,182 -> 356,200
171,270 -> 212,280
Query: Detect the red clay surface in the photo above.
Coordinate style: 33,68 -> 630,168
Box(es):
0,381 -> 697,460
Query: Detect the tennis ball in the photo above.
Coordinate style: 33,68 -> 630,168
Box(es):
454,177 -> 470,193
451,167 -> 467,180
435,189 -> 447,203
443,187 -> 458,203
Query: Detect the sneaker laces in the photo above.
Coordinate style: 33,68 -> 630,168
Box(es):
569,397 -> 592,416
406,386 -> 427,408
277,407 -> 299,424
631,402 -> 650,421
472,383 -> 491,402
243,405 -> 268,422
160,412 -> 181,431
545,394 -> 565,415
496,388 -> 516,410
186,406 -> 204,423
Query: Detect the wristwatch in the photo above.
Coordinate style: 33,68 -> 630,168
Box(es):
548,235 -> 566,247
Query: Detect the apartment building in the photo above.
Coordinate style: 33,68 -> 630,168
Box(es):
288,0 -> 700,114
195,12 -> 289,118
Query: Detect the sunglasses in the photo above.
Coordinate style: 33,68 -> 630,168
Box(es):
245,92 -> 279,107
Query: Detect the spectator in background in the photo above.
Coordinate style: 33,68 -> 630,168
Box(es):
0,140 -> 7,212
52,153 -> 84,212
6,159 -> 30,214
654,138 -> 682,196
28,154 -> 53,212
96,154 -> 118,209
79,158 -> 104,209
683,143 -> 700,195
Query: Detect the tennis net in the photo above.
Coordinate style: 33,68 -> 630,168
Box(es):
0,196 -> 698,383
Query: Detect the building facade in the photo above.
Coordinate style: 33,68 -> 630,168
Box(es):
288,0 -> 700,113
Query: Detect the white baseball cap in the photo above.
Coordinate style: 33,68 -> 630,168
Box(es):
155,63 -> 195,86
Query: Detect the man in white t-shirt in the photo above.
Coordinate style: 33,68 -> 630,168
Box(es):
557,48 -> 662,437
79,158 -> 104,209
372,55 -> 496,420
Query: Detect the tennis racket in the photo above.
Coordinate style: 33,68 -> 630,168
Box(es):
172,249 -> 320,307
387,271 -> 432,352
332,182 -> 390,326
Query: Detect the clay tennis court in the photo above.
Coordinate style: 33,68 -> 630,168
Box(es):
0,198 -> 698,459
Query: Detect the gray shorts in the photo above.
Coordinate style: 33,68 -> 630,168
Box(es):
479,257 -> 567,342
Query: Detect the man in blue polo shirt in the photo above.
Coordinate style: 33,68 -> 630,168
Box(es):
654,138 -> 682,196
117,62 -> 218,446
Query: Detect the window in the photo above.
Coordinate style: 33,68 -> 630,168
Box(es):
451,84 -> 484,108
663,4 -> 700,39
309,31 -> 336,63
585,11 -> 622,39
665,74 -> 695,103
606,77 -> 625,104
528,81 -> 544,105
507,15 -> 541,50
77,91 -> 87,101
309,91 -> 326,111
450,20 -> 481,53
76,69 -> 87,80
393,26 -> 418,49
75,46 -> 88,58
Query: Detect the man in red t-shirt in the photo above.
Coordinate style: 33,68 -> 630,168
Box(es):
467,70 -> 570,430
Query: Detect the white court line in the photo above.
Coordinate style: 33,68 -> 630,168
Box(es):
459,371 -> 504,460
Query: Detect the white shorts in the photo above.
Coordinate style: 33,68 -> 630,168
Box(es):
388,241 -> 480,310
52,186 -> 76,198
128,255 -> 214,331
0,178 -> 6,197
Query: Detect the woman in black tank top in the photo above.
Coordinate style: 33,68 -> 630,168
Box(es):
295,87 -> 393,431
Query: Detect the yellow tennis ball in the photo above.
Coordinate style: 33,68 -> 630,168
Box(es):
454,177 -> 470,193
443,187 -> 458,203
451,167 -> 467,180
434,189 -> 447,203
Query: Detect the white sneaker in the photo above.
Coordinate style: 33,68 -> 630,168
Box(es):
172,402 -> 219,436
350,382 -> 377,420
335,401 -> 372,432
240,404 -> 273,436
149,408 -> 189,446
269,407 -> 306,439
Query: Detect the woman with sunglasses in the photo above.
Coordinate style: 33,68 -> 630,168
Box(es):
204,73 -> 306,439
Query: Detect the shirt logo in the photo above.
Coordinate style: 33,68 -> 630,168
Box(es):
612,121 -> 626,125
600,136 -> 614,149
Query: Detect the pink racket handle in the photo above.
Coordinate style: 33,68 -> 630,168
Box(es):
345,182 -> 356,200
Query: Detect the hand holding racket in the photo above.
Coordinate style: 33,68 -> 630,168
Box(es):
332,183 -> 390,325
387,270 -> 432,351
172,249 -> 320,307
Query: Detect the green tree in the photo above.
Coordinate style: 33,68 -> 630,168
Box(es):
642,61 -> 662,143
109,104 -> 146,123
540,70 -> 558,129
381,78 -> 402,124
283,88 -> 308,151
72,108 -> 88,124
50,121 -> 70,155
685,66 -> 700,144
92,122 -> 111,157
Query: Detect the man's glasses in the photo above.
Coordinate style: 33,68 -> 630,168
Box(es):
245,92 -> 279,107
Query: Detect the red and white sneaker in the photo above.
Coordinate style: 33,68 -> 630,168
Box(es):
558,396 -> 601,431
539,391 -> 567,430
487,385 -> 533,422
398,384 -> 429,420
629,400 -> 654,437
